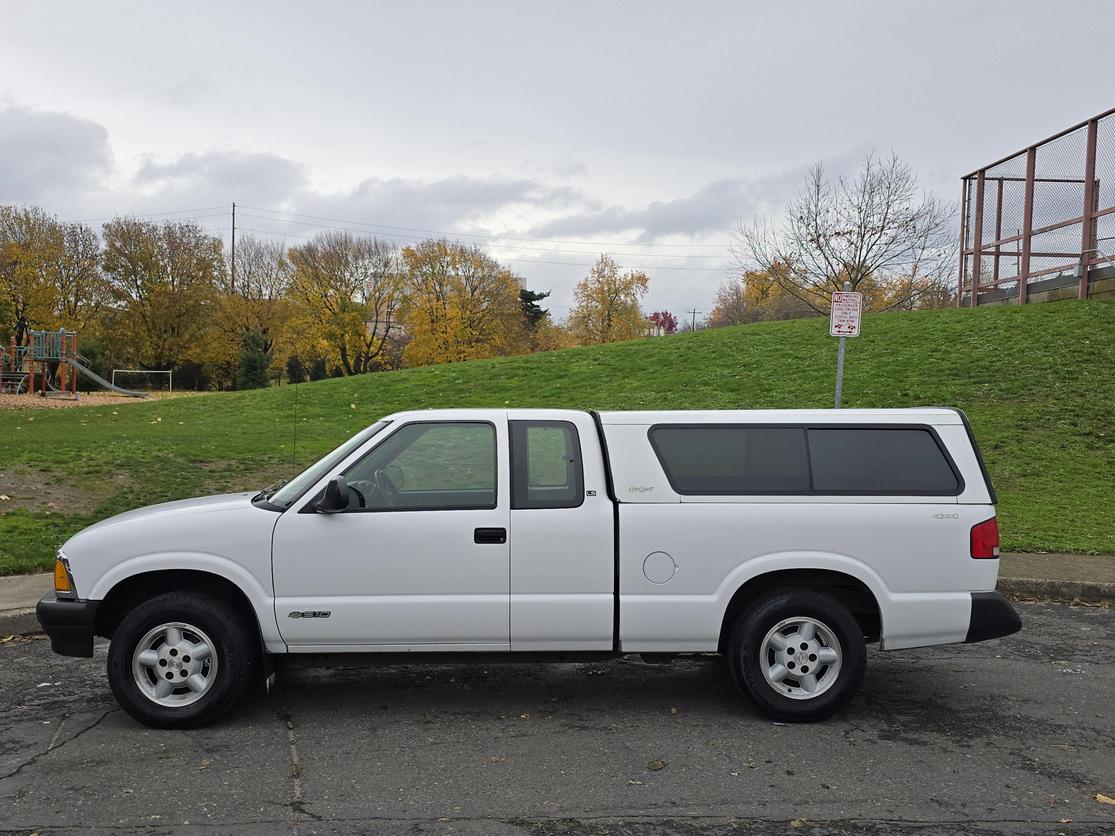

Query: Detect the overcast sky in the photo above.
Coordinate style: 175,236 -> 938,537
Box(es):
2,0 -> 1113,318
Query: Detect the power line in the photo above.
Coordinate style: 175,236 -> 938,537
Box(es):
234,224 -> 732,272
235,212 -> 727,260
238,203 -> 730,249
76,206 -> 229,223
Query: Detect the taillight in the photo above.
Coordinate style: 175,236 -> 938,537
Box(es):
971,517 -> 1000,559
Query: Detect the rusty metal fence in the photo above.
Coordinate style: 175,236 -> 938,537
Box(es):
960,106 -> 1115,305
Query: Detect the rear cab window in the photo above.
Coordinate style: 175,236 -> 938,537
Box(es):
510,420 -> 584,509
648,424 -> 962,496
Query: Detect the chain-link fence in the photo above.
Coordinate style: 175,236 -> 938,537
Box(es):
960,107 -> 1115,305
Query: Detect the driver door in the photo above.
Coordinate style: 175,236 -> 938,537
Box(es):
272,419 -> 510,650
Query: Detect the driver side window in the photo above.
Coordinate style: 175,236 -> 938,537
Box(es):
343,422 -> 496,511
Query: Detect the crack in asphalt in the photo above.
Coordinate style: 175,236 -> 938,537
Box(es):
277,686 -> 322,834
0,706 -> 119,783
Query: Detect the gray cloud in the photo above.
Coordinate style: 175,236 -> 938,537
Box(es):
527,178 -> 750,242
335,174 -> 588,227
551,160 -> 588,179
227,173 -> 598,244
525,147 -> 876,244
133,150 -> 307,207
527,174 -> 795,243
0,106 -> 111,205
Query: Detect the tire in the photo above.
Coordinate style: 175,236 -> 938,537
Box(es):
107,592 -> 259,729
727,588 -> 866,722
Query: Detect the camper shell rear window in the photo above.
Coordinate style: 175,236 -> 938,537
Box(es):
648,424 -> 963,496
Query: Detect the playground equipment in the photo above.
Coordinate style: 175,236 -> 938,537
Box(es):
0,329 -> 148,398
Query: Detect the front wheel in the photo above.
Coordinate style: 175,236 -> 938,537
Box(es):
728,588 -> 866,722
107,592 -> 258,728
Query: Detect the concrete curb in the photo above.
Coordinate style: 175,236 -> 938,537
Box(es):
0,608 -> 40,637
0,572 -> 49,638
998,577 -> 1115,605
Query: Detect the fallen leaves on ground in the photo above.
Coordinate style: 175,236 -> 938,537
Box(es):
647,759 -> 667,771
1095,793 -> 1115,805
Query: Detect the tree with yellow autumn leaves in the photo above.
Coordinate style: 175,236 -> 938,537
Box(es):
568,254 -> 649,344
100,217 -> 225,372
287,232 -> 405,375
401,239 -> 528,366
0,206 -> 111,345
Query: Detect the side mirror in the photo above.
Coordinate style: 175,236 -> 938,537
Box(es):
315,475 -> 349,514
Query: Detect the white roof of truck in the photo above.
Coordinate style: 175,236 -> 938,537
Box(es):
379,408 -> 963,425
595,408 -> 963,425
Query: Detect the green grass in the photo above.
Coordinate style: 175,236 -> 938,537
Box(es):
1,300 -> 1113,574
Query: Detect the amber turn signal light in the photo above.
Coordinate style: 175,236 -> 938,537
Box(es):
53,557 -> 73,594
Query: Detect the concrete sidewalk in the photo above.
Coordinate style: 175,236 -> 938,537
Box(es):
2,554 -> 1112,637
0,572 -> 49,636
998,552 -> 1115,604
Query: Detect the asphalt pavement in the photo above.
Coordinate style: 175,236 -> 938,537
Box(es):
1,601 -> 1113,835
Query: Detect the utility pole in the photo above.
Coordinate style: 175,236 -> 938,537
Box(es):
687,308 -> 702,331
230,201 -> 237,294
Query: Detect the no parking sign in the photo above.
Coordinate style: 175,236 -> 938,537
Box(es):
830,287 -> 862,408
829,291 -> 862,337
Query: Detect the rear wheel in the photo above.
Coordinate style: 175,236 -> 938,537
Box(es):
107,592 -> 258,728
728,588 -> 866,722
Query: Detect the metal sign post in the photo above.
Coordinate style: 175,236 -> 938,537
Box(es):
830,281 -> 862,409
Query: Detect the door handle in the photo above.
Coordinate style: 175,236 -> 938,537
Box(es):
474,527 -> 507,544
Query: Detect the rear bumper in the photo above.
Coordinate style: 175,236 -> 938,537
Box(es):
964,591 -> 1022,643
36,593 -> 99,658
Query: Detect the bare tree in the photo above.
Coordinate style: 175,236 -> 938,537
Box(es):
732,153 -> 956,313
232,235 -> 292,303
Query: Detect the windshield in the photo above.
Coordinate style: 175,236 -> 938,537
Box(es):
267,421 -> 390,508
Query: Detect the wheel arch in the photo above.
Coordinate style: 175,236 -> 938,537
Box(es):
94,569 -> 263,645
718,568 -> 883,652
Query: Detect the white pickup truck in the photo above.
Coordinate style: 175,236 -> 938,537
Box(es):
38,407 -> 1020,728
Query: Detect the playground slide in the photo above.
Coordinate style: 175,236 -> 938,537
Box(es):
69,358 -> 148,398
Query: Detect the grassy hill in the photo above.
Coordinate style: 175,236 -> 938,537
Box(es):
1,300 -> 1112,575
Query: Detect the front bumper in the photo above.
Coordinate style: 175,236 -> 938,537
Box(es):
964,591 -> 1022,643
36,593 -> 99,658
